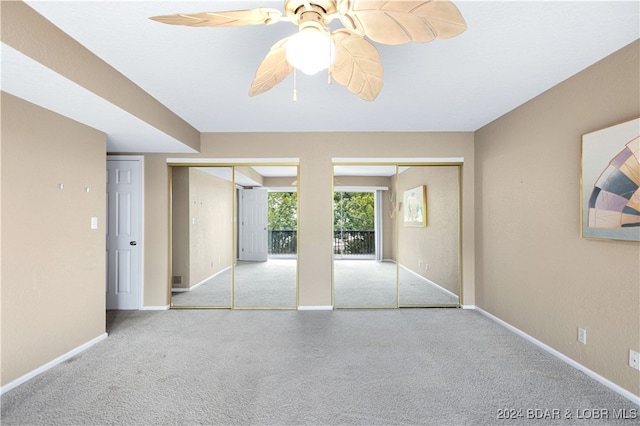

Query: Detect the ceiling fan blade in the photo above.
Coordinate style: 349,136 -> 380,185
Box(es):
330,29 -> 383,101
337,0 -> 467,45
249,37 -> 294,97
149,8 -> 284,27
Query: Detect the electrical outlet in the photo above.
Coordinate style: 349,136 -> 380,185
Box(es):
578,328 -> 587,345
630,350 -> 640,370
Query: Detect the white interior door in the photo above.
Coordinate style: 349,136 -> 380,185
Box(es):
106,158 -> 142,309
240,188 -> 268,261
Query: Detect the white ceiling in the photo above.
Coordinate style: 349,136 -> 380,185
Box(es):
4,1 -> 639,150
1,43 -> 197,153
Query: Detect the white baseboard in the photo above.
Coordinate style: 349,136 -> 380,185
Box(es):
399,264 -> 459,299
172,266 -> 232,293
298,305 -> 333,311
469,305 -> 640,406
1,332 -> 108,395
460,304 -> 476,309
141,305 -> 170,311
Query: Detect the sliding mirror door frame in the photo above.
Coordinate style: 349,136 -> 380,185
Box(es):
167,161 -> 300,309
332,163 -> 398,309
397,163 -> 463,308
331,160 -> 463,309
168,165 -> 235,309
233,165 -> 300,309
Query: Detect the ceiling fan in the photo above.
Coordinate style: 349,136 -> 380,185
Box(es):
150,0 -> 466,101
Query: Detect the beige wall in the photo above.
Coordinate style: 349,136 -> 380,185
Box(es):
384,181 -> 397,261
1,93 -> 106,386
397,166 -> 460,295
142,132 -> 475,307
333,175 -> 392,188
188,169 -> 234,286
171,167 -> 190,288
263,176 -> 296,188
475,40 -> 640,396
171,168 -> 234,289
236,166 -> 264,187
142,154 -> 172,307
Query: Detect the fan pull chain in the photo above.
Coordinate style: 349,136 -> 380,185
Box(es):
327,29 -> 332,85
293,68 -> 297,102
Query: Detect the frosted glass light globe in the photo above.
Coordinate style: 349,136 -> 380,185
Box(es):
286,26 -> 335,75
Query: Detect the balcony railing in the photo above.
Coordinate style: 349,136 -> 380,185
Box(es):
334,230 -> 375,256
268,230 -> 375,257
268,230 -> 297,255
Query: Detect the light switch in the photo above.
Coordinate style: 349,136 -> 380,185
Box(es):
91,217 -> 98,229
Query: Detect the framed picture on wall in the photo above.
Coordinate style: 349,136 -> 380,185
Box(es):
581,117 -> 640,242
403,185 -> 427,227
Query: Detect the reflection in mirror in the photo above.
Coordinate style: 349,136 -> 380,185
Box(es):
333,165 -> 397,308
397,165 -> 460,306
171,166 -> 299,309
233,166 -> 298,308
171,167 -> 234,308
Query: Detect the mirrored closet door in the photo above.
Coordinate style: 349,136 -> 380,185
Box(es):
170,165 -> 298,309
233,166 -> 298,308
397,165 -> 461,306
170,166 -> 234,308
332,165 -> 397,308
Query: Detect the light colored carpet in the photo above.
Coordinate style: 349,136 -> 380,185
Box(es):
172,260 -> 297,308
172,267 -> 233,307
334,260 -> 397,307
334,260 -> 458,307
398,266 -> 458,306
173,260 -> 457,308
234,260 -> 297,308
2,309 -> 636,425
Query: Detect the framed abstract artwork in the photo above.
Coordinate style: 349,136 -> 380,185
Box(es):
403,185 -> 427,227
581,117 -> 640,241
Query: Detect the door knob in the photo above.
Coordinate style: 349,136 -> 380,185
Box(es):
130,241 -> 137,246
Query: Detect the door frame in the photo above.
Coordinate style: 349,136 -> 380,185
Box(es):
106,155 -> 144,309
238,187 -> 269,261
331,158 -> 464,309
333,186 -> 385,260
165,158 -> 300,309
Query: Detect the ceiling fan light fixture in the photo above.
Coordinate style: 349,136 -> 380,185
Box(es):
151,0 -> 467,100
285,22 -> 335,75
